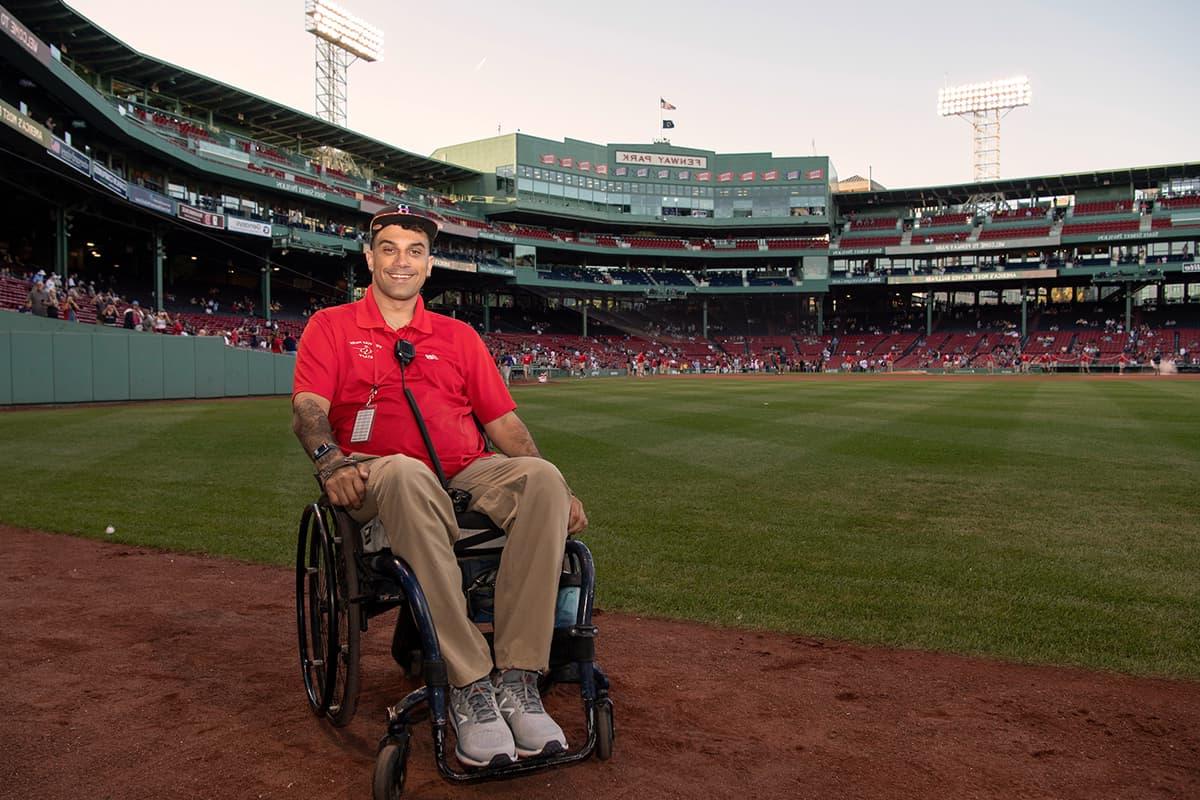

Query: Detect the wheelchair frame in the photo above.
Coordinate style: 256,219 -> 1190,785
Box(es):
295,497 -> 614,799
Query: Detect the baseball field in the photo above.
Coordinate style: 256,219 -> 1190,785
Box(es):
3,373 -> 1199,798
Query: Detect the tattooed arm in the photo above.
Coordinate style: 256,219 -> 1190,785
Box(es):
292,391 -> 369,509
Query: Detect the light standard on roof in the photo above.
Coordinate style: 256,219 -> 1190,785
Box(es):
303,0 -> 383,174
937,76 -> 1031,209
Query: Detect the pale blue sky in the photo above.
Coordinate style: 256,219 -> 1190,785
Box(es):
68,0 -> 1199,188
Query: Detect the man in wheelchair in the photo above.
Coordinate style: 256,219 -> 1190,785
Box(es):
291,206 -> 589,768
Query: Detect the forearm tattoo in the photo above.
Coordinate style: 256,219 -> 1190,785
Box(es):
293,397 -> 336,456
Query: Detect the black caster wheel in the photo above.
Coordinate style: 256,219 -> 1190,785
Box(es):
373,732 -> 410,800
595,698 -> 615,761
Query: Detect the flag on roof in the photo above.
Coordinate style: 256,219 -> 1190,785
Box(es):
660,98 -> 677,110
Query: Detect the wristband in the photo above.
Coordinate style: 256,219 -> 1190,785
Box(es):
311,441 -> 339,462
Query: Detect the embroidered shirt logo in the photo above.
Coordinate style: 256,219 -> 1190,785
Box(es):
424,353 -> 440,361
348,340 -> 383,360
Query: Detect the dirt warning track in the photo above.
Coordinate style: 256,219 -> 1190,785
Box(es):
3,527 -> 1197,800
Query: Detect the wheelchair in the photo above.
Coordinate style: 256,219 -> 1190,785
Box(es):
295,496 -> 614,799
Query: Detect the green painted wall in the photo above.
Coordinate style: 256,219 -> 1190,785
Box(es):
162,337 -> 197,399
129,335 -> 164,400
224,348 -> 250,396
0,314 -> 295,405
52,333 -> 93,403
0,332 -> 10,404
11,332 -> 54,405
92,335 -> 131,401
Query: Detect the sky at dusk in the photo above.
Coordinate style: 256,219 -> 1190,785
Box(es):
68,0 -> 1199,188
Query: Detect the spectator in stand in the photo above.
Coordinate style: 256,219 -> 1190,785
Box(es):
60,292 -> 79,322
100,302 -> 118,325
283,333 -> 298,353
123,301 -> 143,330
44,283 -> 59,319
26,280 -> 51,317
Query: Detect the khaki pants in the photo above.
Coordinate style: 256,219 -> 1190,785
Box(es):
349,453 -> 570,687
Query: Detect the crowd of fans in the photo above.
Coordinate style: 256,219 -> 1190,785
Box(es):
3,255 -> 1196,373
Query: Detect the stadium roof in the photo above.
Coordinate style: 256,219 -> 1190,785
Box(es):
4,0 -> 480,186
836,163 -> 1200,210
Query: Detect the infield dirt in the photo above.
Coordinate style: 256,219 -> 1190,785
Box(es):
3,526 -> 1197,800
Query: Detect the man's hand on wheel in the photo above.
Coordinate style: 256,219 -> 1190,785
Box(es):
568,495 -> 588,535
323,461 -> 371,510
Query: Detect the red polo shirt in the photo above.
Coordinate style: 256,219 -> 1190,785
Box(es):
293,288 -> 515,478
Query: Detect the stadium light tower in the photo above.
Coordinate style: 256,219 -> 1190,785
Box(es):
304,0 -> 383,173
938,76 -> 1031,189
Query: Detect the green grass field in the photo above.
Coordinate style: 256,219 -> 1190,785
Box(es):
2,376 -> 1197,679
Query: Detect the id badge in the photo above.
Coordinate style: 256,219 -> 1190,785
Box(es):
349,406 -> 376,443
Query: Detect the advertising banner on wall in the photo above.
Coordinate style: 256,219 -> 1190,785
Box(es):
177,203 -> 225,229
46,135 -> 90,175
128,184 -> 174,215
91,162 -> 128,198
0,97 -> 50,145
226,216 -> 272,237
0,4 -> 51,64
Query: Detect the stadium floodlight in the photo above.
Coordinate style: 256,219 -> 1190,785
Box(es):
304,0 -> 382,62
303,0 -> 383,174
304,0 -> 383,130
937,76 -> 1030,186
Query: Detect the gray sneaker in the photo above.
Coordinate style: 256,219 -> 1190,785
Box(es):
493,670 -> 568,758
449,679 -> 517,768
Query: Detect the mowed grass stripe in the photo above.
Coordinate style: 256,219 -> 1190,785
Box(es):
0,377 -> 1196,679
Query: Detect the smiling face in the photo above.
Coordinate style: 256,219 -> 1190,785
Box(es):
364,224 -> 433,305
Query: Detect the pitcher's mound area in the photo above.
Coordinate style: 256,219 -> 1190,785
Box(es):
3,527 -> 1196,799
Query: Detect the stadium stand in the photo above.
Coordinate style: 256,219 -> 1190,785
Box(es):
1,0 -> 1197,386
919,213 -> 974,228
1061,220 -> 1141,236
1072,200 -> 1134,216
846,216 -> 901,231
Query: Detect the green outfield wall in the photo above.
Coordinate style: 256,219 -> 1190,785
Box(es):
0,313 -> 294,405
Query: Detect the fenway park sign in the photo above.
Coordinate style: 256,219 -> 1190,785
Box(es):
614,150 -> 708,169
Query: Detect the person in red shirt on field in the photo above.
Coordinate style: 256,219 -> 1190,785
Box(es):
291,207 -> 587,769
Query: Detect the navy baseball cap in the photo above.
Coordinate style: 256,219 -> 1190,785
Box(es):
369,205 -> 440,245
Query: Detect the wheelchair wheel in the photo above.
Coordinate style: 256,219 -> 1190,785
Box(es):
297,503 -> 338,716
295,502 -> 362,727
595,698 -> 615,761
373,732 -> 410,800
